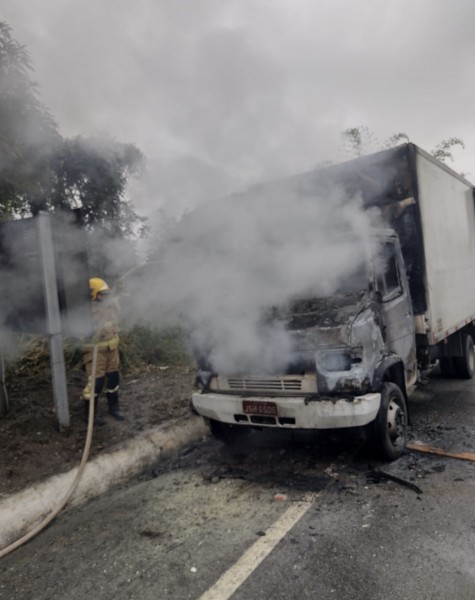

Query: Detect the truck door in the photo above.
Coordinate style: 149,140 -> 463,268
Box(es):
375,240 -> 417,386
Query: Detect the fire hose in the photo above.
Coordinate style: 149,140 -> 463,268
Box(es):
0,344 -> 99,559
2,351 -> 475,559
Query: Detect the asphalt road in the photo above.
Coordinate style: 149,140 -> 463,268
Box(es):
1,370 -> 475,600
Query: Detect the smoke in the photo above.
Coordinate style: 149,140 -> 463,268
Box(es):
5,0 -> 475,215
0,149 -> 386,378
0,212 -> 94,344
124,170 -> 380,374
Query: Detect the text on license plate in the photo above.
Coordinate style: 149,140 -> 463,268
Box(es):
242,400 -> 278,416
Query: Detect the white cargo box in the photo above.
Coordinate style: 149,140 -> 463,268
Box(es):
414,147 -> 475,343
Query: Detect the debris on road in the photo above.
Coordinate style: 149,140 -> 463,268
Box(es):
407,441 -> 475,463
366,468 -> 423,495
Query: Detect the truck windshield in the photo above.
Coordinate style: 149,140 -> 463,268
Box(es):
284,289 -> 365,329
264,260 -> 368,330
299,258 -> 368,300
332,261 -> 367,295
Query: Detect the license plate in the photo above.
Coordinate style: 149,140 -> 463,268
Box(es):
242,400 -> 278,416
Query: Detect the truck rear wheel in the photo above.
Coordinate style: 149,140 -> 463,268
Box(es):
369,382 -> 407,461
453,334 -> 475,379
206,418 -> 248,445
439,357 -> 455,378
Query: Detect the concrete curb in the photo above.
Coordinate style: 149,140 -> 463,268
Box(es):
0,415 -> 208,548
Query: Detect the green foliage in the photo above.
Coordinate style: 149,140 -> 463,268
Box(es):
341,126 -> 376,157
120,324 -> 192,373
4,325 -> 192,381
0,21 -> 145,239
431,137 -> 465,163
342,126 -> 465,166
3,334 -> 82,378
342,127 -> 411,157
51,136 -> 145,236
0,22 -> 60,220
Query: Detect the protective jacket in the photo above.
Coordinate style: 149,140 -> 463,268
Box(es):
82,297 -> 121,404
82,298 -> 120,351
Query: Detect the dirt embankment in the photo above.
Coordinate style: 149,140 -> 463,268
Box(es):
0,365 -> 196,497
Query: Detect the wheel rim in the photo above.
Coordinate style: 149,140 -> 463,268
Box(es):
387,399 -> 406,447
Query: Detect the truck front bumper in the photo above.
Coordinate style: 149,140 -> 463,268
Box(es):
191,392 -> 381,429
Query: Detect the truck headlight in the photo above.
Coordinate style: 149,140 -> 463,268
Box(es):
322,349 -> 363,372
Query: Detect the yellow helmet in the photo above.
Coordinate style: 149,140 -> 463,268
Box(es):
89,277 -> 110,300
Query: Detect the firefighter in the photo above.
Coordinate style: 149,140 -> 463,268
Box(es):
82,277 -> 125,424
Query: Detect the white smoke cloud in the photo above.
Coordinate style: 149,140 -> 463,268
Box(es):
123,170 -> 381,374
3,0 -> 475,374
0,213 -> 94,341
3,0 -> 475,219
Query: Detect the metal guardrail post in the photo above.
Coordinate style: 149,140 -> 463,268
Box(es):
37,213 -> 70,429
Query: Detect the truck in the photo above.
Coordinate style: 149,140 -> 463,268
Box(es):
191,143 -> 475,460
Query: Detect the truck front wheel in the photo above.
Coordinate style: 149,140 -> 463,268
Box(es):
369,382 -> 407,461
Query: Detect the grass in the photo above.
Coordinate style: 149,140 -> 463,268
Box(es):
120,324 -> 192,373
3,324 -> 192,379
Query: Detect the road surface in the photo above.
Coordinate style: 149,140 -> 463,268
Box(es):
1,370 -> 475,599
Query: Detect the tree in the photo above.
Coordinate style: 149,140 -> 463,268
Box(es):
52,136 -> 146,281
0,21 -> 145,241
341,126 -> 377,157
51,136 -> 145,237
0,21 -> 59,219
384,132 -> 410,148
431,137 -> 465,163
341,126 -> 464,165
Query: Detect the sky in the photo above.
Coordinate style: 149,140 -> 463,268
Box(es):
2,0 -> 475,222
3,0 -> 475,371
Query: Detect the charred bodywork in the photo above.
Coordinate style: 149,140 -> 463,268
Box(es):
285,292 -> 384,396
192,233 -> 414,448
191,143 -> 475,460
194,232 -> 415,402
192,230 -> 415,441
196,291 -> 386,400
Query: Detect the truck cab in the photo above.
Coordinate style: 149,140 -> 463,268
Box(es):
192,230 -> 416,460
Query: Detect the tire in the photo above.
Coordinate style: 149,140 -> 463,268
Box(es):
439,357 -> 455,378
207,418 -> 248,445
369,382 -> 407,461
453,334 -> 475,379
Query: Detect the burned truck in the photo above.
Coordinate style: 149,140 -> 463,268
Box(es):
191,143 -> 475,460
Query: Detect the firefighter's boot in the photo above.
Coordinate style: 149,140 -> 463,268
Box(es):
107,394 -> 125,421
84,399 -> 105,426
106,371 -> 124,421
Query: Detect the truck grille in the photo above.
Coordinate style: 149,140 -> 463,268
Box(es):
210,373 -> 317,395
226,377 -> 303,392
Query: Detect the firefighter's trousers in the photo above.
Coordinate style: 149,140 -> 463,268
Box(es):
82,347 -> 120,403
